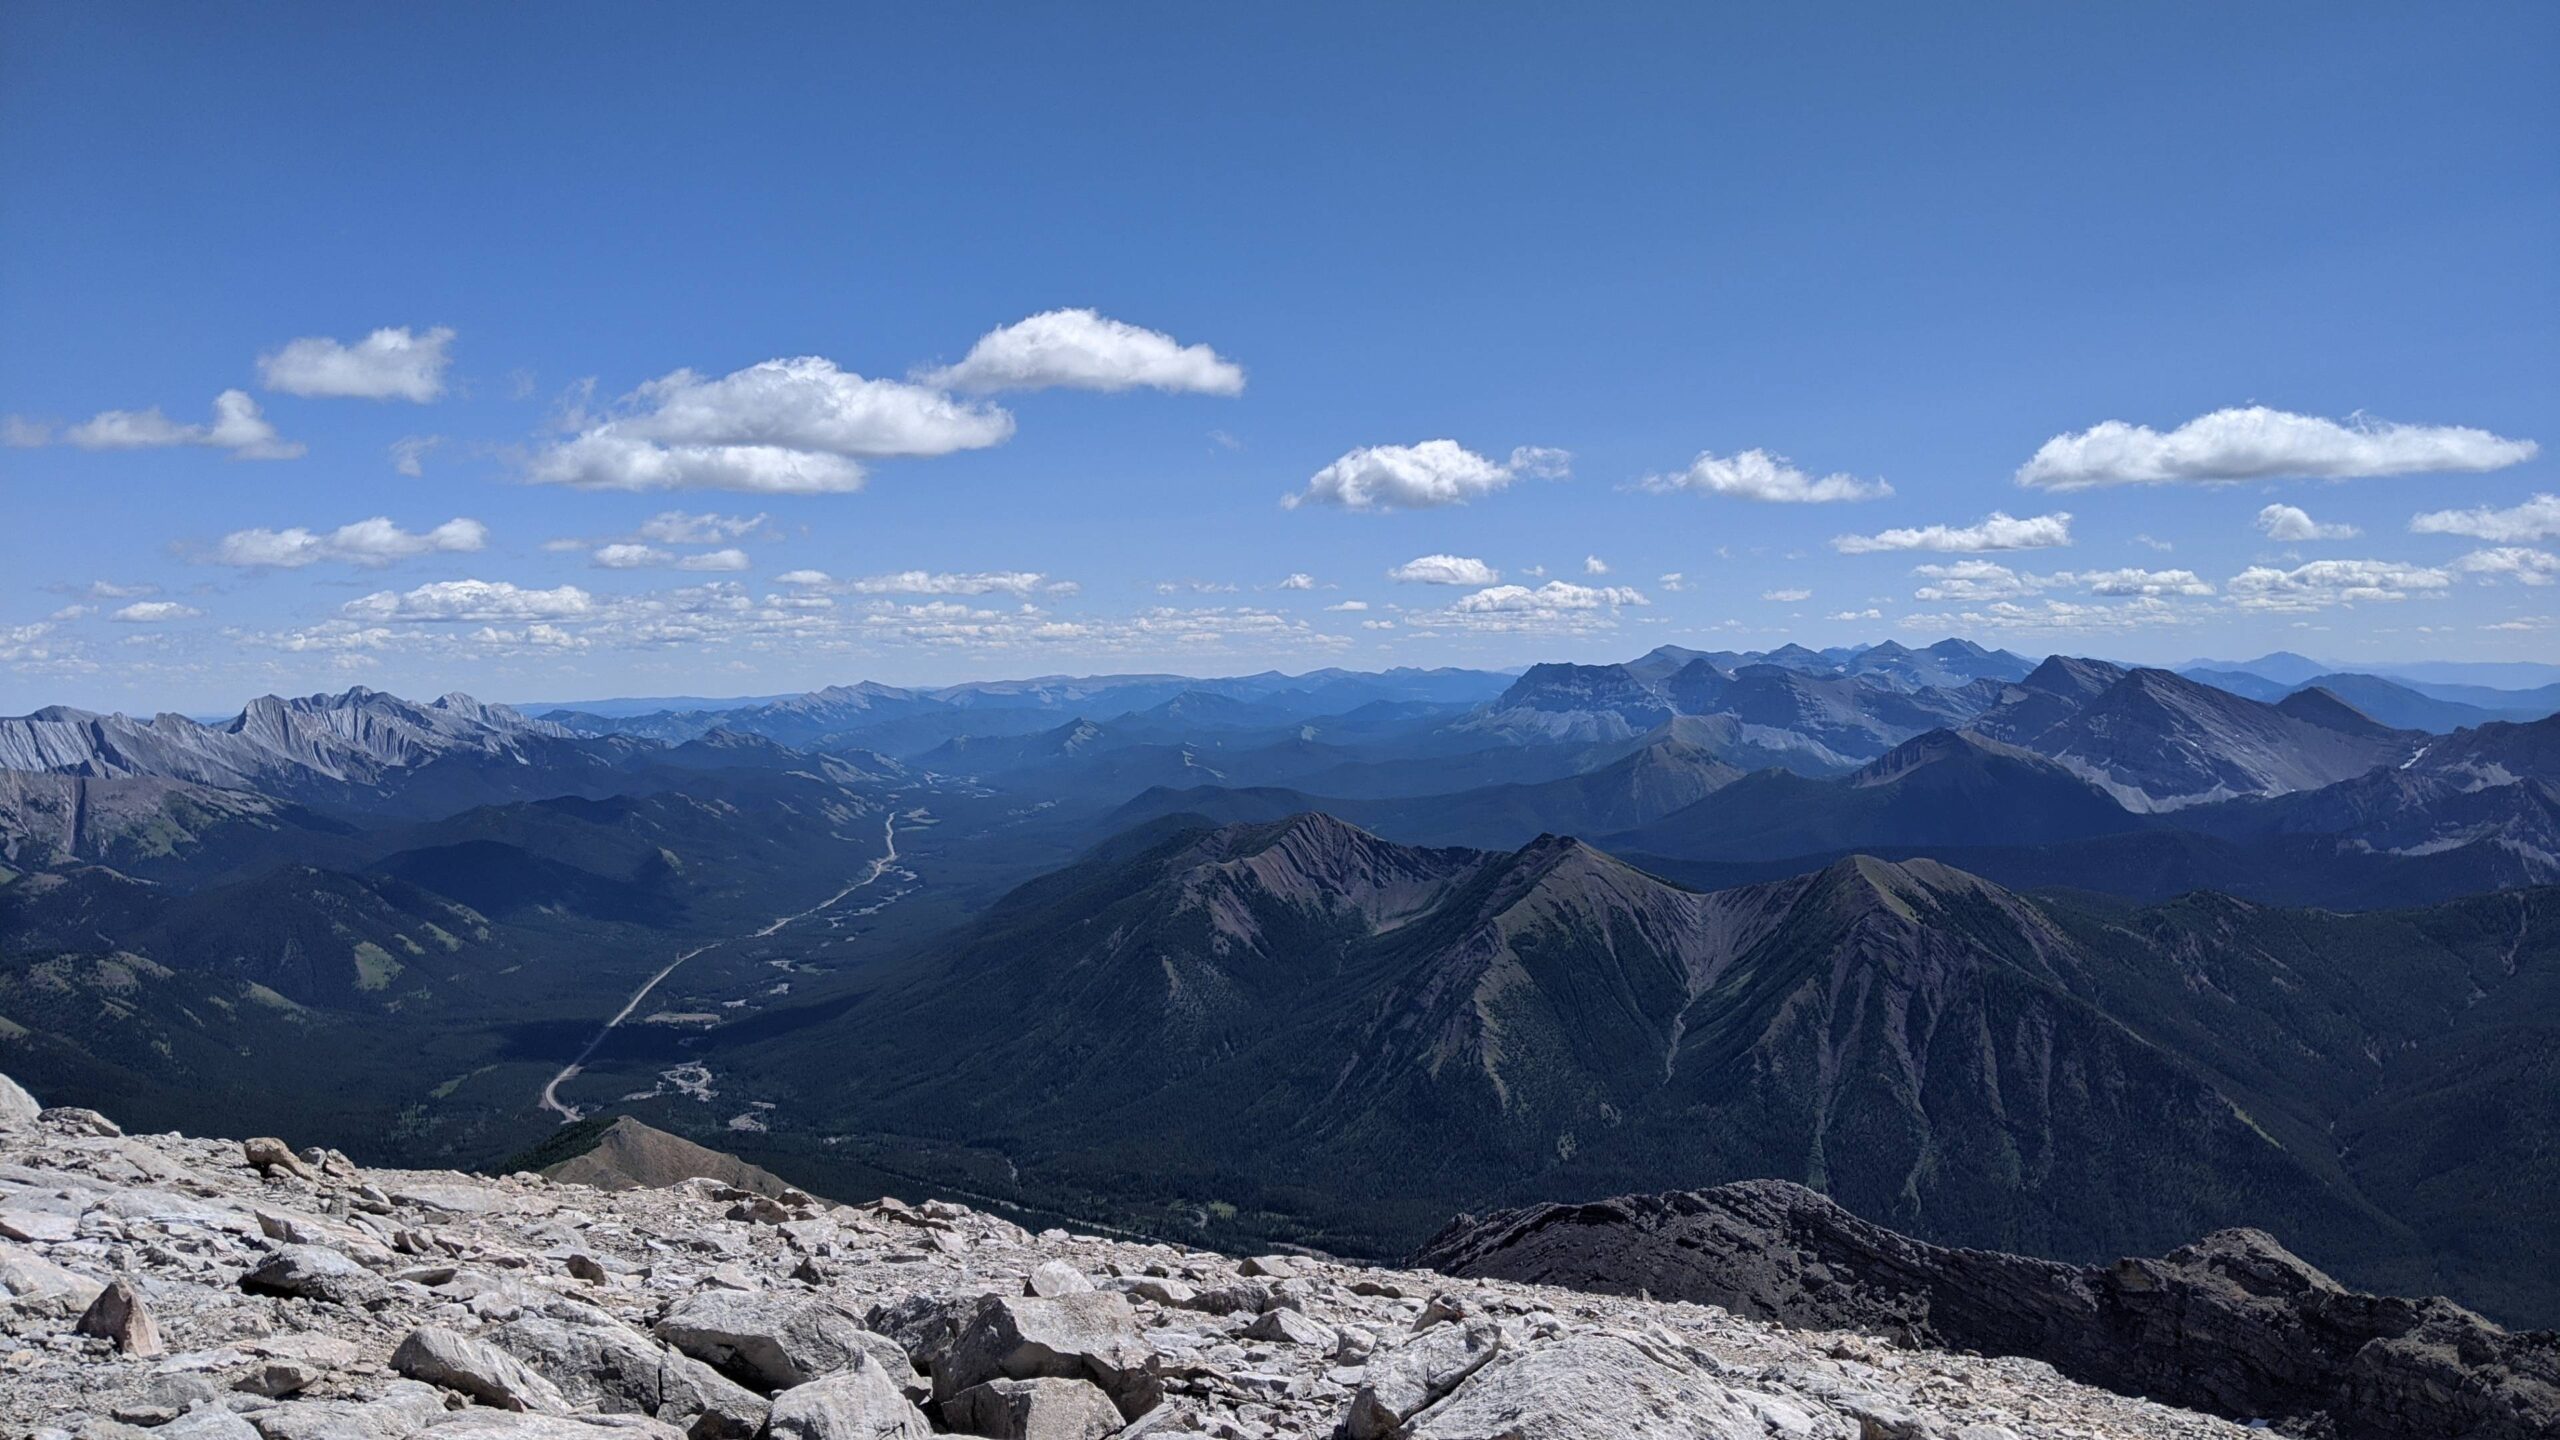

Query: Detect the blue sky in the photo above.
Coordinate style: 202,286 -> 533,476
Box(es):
3,3 -> 2554,713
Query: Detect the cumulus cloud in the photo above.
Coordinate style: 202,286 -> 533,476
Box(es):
1658,572 -> 1686,592
1830,608 -> 1883,622
775,570 -> 832,587
845,570 -> 1054,597
1833,511 -> 2072,554
1583,555 -> 1610,575
924,309 -> 1244,395
2226,559 -> 2454,612
344,579 -> 596,623
260,326 -> 455,401
111,601 -> 202,623
637,511 -> 770,544
1387,554 -> 1501,586
1287,441 -> 1567,511
2017,406 -> 2538,490
389,436 -> 443,476
216,516 -> 488,569
678,548 -> 751,572
2256,503 -> 2359,542
1277,572 -> 1315,591
529,357 -> 1013,493
2078,567 -> 2215,598
1403,580 -> 1649,634
593,544 -> 674,569
1638,448 -> 1891,503
2454,547 -> 2560,586
61,390 -> 303,460
4,416 -> 52,447
1762,588 -> 1812,603
2410,493 -> 2560,544
1326,600 -> 1369,611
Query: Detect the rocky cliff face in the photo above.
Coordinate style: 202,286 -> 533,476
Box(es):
0,1083 -> 2252,1439
1414,1183 -> 2560,1440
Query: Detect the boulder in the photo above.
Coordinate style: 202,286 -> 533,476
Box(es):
0,1071 -> 39,1127
235,1381 -> 451,1440
2,1243 -> 106,1316
653,1288 -> 881,1392
1343,1317 -> 1503,1439
417,1415 -> 685,1438
155,1409 -> 261,1440
392,1324 -> 571,1413
1024,1259 -> 1094,1298
1402,1332 -> 1771,1439
761,1352 -> 930,1439
75,1277 -> 165,1356
940,1377 -> 1124,1440
239,1244 -> 383,1306
40,1106 -> 122,1137
243,1138 -> 317,1181
931,1292 -> 1160,1421
1239,1306 -> 1334,1347
490,1311 -> 769,1437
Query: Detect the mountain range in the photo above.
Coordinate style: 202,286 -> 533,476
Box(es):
4,640 -> 2559,1332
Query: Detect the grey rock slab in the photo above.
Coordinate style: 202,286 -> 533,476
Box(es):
1343,1318 -> 1503,1440
1239,1308 -> 1334,1348
239,1382 -> 452,1440
652,1287 -> 878,1392
941,1376 -> 1124,1440
931,1291 -> 1161,1421
76,1276 -> 167,1356
489,1311 -> 769,1438
1025,1259 -> 1095,1298
392,1324 -> 571,1413
762,1352 -> 931,1439
0,1071 -> 39,1127
419,1415 -> 686,1439
1403,1333 -> 1773,1440
239,1244 -> 384,1306
156,1409 -> 263,1440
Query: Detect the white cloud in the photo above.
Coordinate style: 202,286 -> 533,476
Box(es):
593,544 -> 675,569
924,309 -> 1244,395
2409,493 -> 2560,544
111,601 -> 202,623
2017,406 -> 2538,490
1326,600 -> 1369,612
2077,567 -> 2215,598
1582,554 -> 1610,575
82,581 -> 158,599
46,604 -> 91,621
2226,558 -> 2454,612
62,390 -> 303,460
1762,587 -> 1812,603
636,511 -> 770,545
775,569 -> 832,586
344,579 -> 596,623
678,548 -> 751,572
2255,503 -> 2359,542
216,516 -> 488,569
846,570 -> 1052,597
4,416 -> 51,447
1658,572 -> 1685,592
1400,580 -> 1646,635
1277,572 -> 1315,591
1387,554 -> 1502,586
260,326 -> 454,402
1834,510 -> 2073,554
389,435 -> 443,476
1638,448 -> 1891,503
2454,547 -> 2560,586
1287,441 -> 1567,510
1829,608 -> 1882,622
529,357 -> 1013,493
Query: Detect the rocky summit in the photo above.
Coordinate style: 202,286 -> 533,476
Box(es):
0,1081 -> 2253,1439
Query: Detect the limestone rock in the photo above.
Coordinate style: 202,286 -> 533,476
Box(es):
75,1277 -> 165,1356
931,1292 -> 1161,1421
0,1071 -> 39,1127
239,1244 -> 383,1305
1240,1306 -> 1334,1348
243,1137 -> 317,1181
393,1323 -> 572,1413
491,1310 -> 770,1437
40,1106 -> 123,1137
653,1288 -> 879,1392
1344,1317 -> 1503,1439
940,1376 -> 1124,1440
761,1352 -> 930,1439
1403,1332 -> 1772,1439
1024,1258 -> 1094,1297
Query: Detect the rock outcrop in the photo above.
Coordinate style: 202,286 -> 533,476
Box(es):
1415,1182 -> 2560,1440
533,1115 -> 796,1198
0,1082 -> 2262,1438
